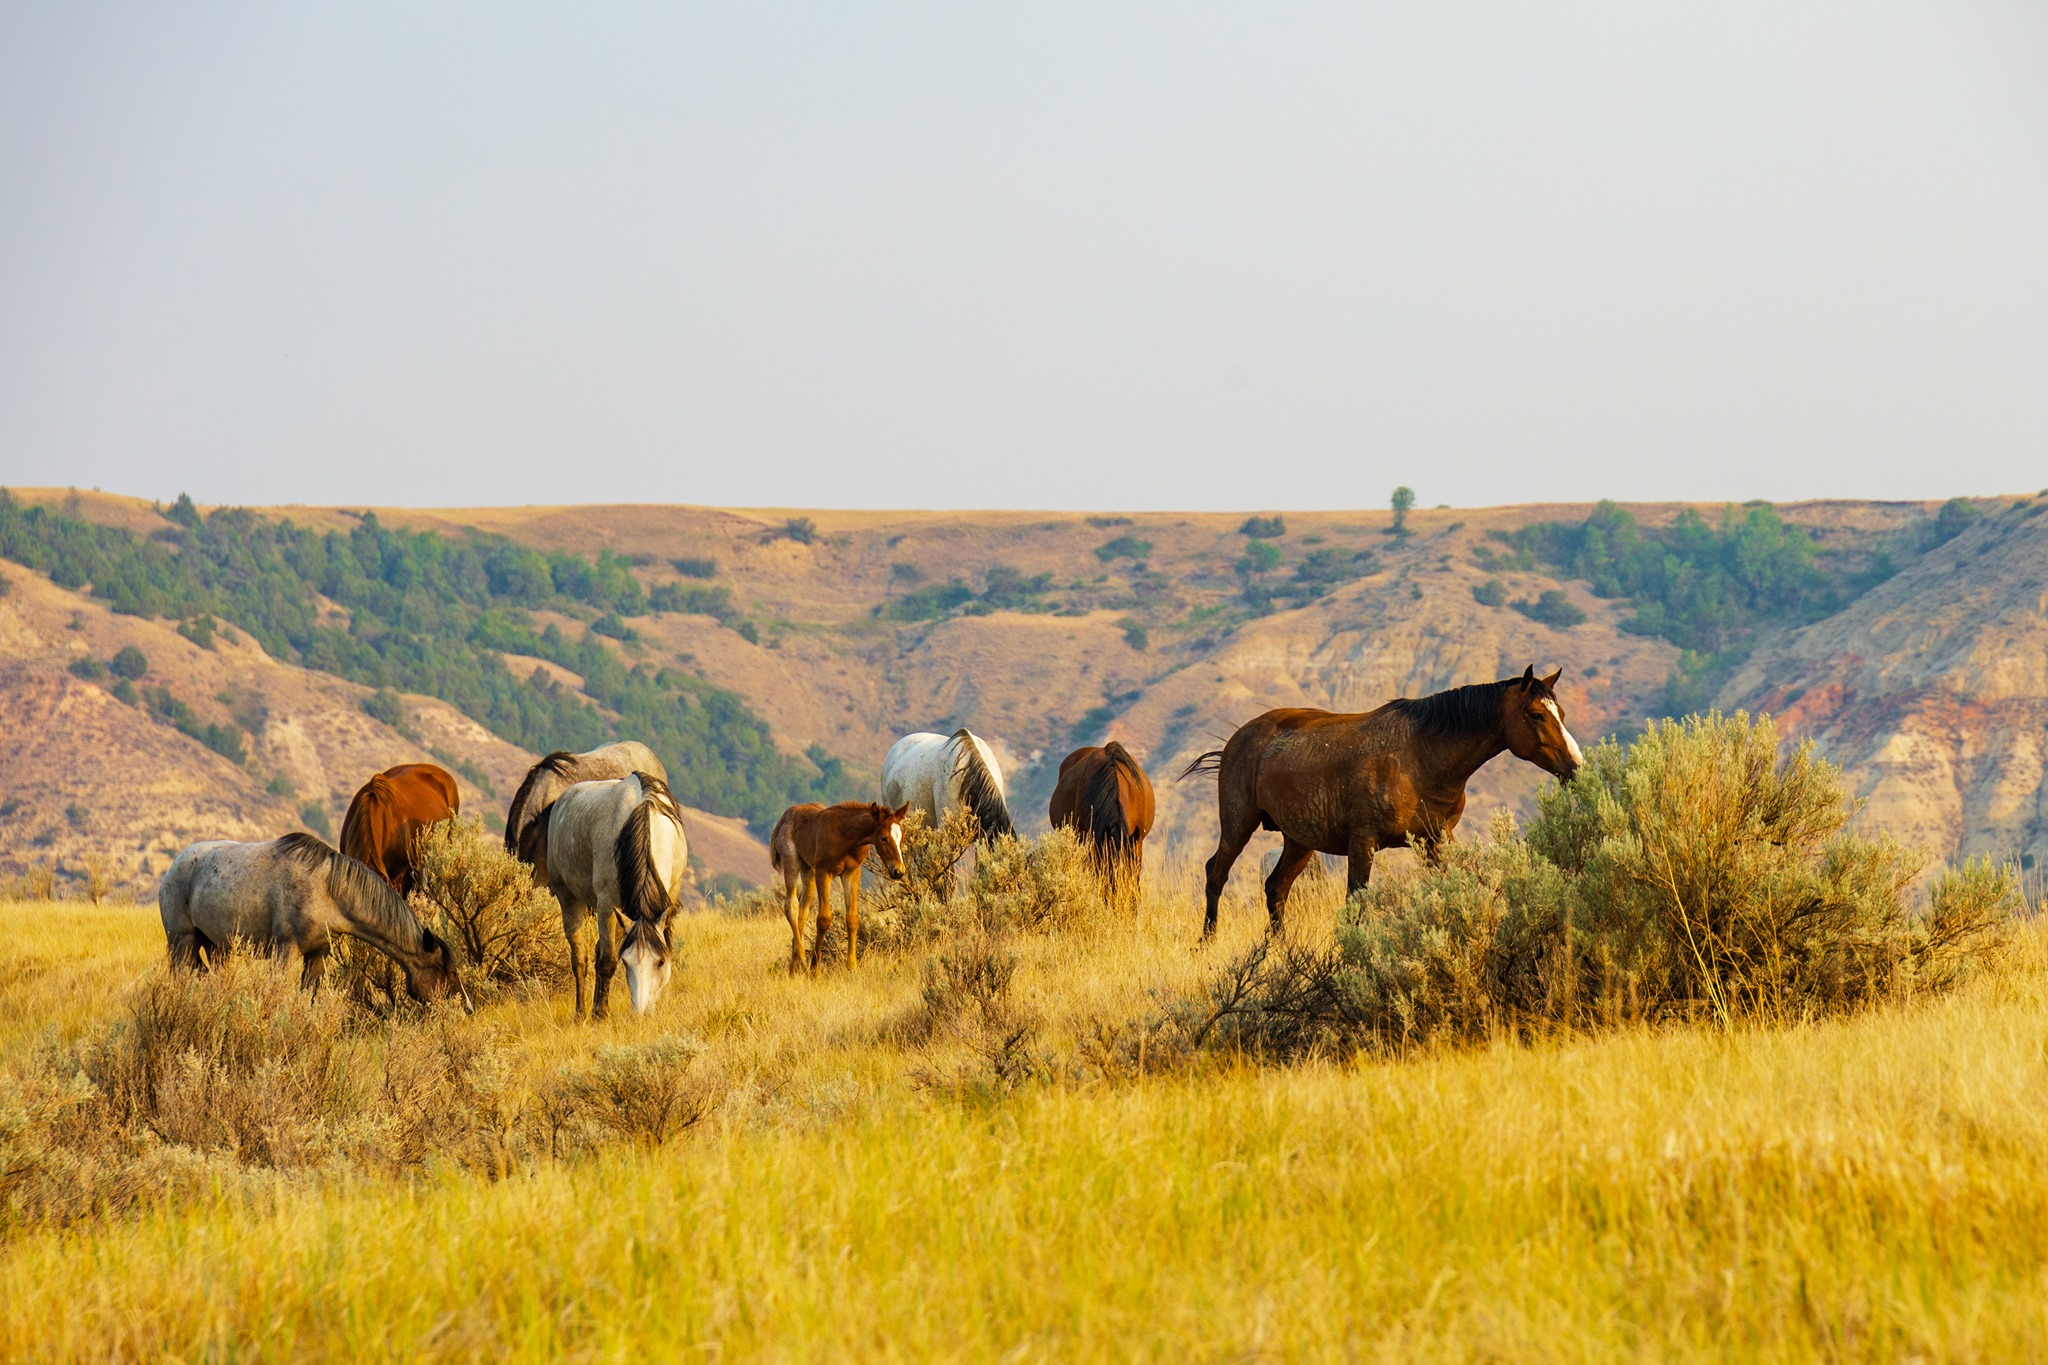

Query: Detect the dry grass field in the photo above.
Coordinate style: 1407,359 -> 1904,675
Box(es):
3,845 -> 2047,1362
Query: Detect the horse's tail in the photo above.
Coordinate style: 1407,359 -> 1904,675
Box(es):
768,806 -> 798,875
1090,742 -> 1148,843
950,729 -> 1015,840
1179,749 -> 1225,781
505,750 -> 578,853
614,791 -> 680,924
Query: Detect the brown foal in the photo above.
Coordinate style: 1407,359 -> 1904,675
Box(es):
770,801 -> 910,974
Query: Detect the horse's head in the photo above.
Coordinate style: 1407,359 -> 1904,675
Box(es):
870,802 -> 911,880
1503,666 -> 1585,782
618,909 -> 677,1015
404,930 -> 472,1011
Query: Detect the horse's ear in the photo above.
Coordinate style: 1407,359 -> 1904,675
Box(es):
1541,668 -> 1562,690
892,803 -> 909,821
1520,665 -> 1536,687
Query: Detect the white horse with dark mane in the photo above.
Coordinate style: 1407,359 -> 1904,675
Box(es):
504,740 -> 668,871
532,771 -> 689,1020
881,729 -> 1016,842
158,832 -> 467,1005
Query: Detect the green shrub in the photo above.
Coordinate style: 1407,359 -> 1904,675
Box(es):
1471,579 -> 1506,607
1511,588 -> 1586,628
407,817 -> 564,996
108,645 -> 148,680
1239,515 -> 1286,538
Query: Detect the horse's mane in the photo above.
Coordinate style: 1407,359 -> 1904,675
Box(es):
274,831 -> 433,954
1084,742 -> 1145,841
1383,679 -> 1513,742
504,750 -> 581,852
614,774 -> 683,923
949,729 -> 1015,839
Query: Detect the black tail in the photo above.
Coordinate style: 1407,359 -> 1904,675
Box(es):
1179,749 -> 1225,781
950,729 -> 1015,841
1085,742 -> 1144,843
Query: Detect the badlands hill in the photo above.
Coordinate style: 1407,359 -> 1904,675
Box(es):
3,487 -> 2043,899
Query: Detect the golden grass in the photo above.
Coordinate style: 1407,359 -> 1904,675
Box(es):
3,866 -> 2047,1361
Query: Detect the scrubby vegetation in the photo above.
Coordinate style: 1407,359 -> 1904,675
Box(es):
0,490 -> 840,827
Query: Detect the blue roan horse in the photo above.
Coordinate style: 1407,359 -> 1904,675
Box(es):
880,728 -> 1016,842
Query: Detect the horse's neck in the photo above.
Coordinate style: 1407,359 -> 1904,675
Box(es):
1414,724 -> 1508,797
332,890 -> 429,967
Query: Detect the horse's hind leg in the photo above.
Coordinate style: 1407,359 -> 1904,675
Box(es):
843,874 -> 860,969
783,870 -> 808,975
1264,837 -> 1316,936
1202,802 -> 1260,940
561,900 -> 590,1020
807,873 -> 833,975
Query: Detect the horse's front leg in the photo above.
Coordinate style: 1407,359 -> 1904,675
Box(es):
843,873 -> 860,969
1345,835 -> 1378,899
561,900 -> 590,1020
592,910 -> 619,1020
300,946 -> 330,995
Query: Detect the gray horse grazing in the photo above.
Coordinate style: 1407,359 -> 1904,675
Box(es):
157,832 -> 466,1004
541,771 -> 690,1020
504,741 -> 668,879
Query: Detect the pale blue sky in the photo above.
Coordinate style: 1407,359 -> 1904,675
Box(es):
3,3 -> 2045,510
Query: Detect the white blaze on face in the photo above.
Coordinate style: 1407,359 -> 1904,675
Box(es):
620,930 -> 670,1015
1542,698 -> 1585,766
887,822 -> 904,860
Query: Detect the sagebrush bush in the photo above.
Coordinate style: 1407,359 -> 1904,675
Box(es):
409,816 -> 564,994
865,815 -> 1104,954
543,1036 -> 711,1153
1189,713 -> 2021,1059
0,955 -> 525,1226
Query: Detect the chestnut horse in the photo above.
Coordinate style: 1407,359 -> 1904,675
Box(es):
340,763 -> 460,896
1048,741 -> 1155,891
770,801 -> 909,974
1183,667 -> 1584,937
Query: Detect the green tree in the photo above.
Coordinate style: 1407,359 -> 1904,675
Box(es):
1390,487 -> 1416,534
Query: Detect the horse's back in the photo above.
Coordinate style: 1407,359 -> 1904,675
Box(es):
160,838 -> 304,948
548,774 -> 683,905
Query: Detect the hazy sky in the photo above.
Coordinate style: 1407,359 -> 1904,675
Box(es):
3,3 -> 2045,512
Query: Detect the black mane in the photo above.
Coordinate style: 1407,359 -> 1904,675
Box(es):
1383,679 -> 1513,742
614,774 -> 683,923
504,750 -> 581,852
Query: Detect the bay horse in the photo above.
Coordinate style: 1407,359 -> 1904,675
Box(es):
880,729 -> 1015,842
541,771 -> 689,1019
1048,741 -> 1155,892
158,833 -> 467,1005
1183,667 -> 1585,937
504,740 -> 668,865
340,762 -> 460,895
769,801 -> 909,974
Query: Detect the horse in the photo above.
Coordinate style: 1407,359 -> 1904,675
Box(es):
880,729 -> 1016,842
769,801 -> 909,974
540,771 -> 689,1019
504,741 -> 669,883
1047,741 -> 1155,892
1182,666 -> 1585,937
340,762 -> 460,895
157,832 -> 467,1005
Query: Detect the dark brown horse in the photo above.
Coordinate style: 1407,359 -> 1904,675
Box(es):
340,763 -> 460,896
1183,667 -> 1584,937
1048,741 -> 1156,891
770,801 -> 909,974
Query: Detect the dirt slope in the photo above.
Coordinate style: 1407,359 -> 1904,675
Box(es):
0,559 -> 770,897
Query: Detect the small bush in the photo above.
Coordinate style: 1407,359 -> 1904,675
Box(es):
82,854 -> 112,906
1094,536 -> 1152,563
408,816 -> 564,996
1239,515 -> 1286,539
362,687 -> 407,730
108,645 -> 148,680
1511,589 -> 1587,628
544,1037 -> 711,1152
67,657 -> 104,680
1472,579 -> 1506,607
669,556 -> 718,578
908,926 -> 1046,1098
966,827 -> 1105,935
761,517 -> 817,546
300,802 -> 334,839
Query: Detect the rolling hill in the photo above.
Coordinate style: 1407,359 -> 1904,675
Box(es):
4,486 -> 2043,899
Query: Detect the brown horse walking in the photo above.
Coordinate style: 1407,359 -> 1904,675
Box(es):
340,763 -> 460,896
1183,667 -> 1584,937
770,802 -> 909,974
1048,741 -> 1155,892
